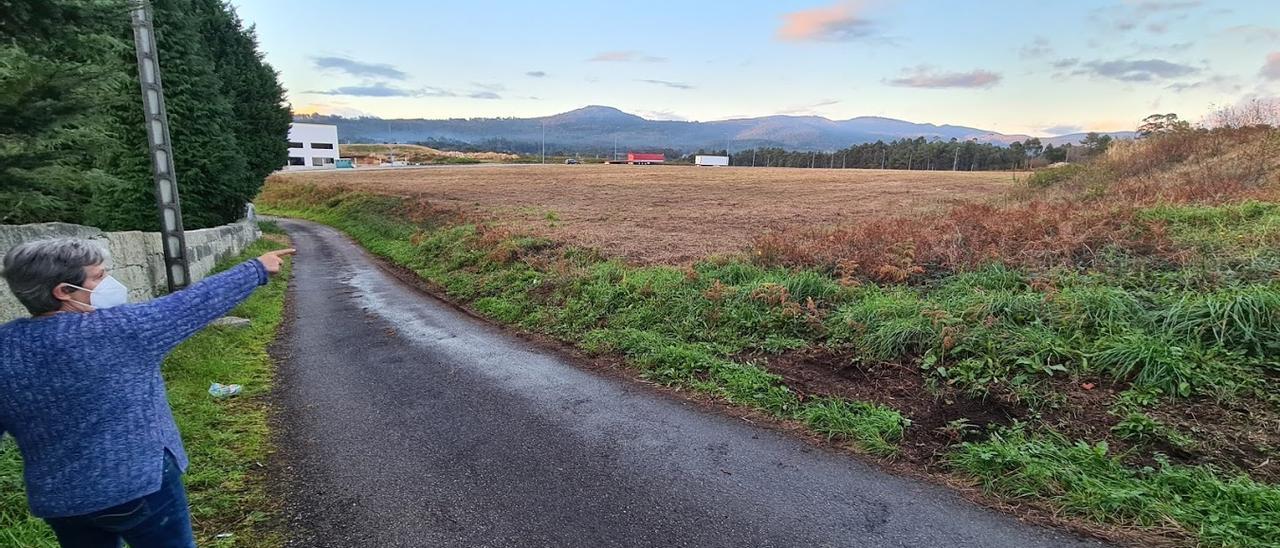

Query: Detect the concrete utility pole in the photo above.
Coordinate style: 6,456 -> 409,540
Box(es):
130,1 -> 191,291
952,145 -> 960,171
541,120 -> 546,164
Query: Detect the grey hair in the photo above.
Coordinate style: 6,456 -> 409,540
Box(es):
2,238 -> 108,315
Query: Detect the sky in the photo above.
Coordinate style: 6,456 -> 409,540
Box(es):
229,0 -> 1280,136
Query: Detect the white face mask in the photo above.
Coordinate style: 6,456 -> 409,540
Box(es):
64,276 -> 130,310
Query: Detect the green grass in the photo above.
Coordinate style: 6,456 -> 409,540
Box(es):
950,429 -> 1280,548
0,231 -> 290,547
1141,201 -> 1280,260
799,397 -> 908,457
259,188 -> 1280,547
0,443 -> 51,548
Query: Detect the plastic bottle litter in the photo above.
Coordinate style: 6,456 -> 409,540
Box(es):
208,383 -> 243,398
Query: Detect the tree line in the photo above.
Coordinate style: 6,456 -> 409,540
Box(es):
680,133 -> 1114,171
1,0 -> 290,230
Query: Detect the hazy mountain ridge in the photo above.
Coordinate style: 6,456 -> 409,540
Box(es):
298,106 -> 1134,152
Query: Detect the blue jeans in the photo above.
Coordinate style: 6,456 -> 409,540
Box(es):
44,452 -> 196,548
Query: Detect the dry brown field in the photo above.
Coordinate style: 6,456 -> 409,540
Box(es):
274,164 -> 1015,264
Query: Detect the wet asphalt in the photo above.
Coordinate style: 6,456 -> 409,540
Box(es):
269,218 -> 1102,548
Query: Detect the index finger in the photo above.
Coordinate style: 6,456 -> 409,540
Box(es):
270,248 -> 297,257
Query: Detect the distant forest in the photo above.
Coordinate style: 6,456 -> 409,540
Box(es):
405,133 -> 1116,171
686,133 -> 1114,171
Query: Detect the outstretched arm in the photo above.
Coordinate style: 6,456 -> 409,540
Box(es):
109,249 -> 295,355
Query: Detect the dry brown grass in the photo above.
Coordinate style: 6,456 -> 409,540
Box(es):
269,165 -> 1014,264
341,143 -> 519,164
755,126 -> 1280,281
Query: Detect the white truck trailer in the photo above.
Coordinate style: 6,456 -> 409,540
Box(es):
695,155 -> 730,166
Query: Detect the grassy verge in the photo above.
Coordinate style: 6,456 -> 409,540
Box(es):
258,191 -> 907,458
951,429 -> 1279,548
259,181 -> 1278,547
0,227 -> 290,547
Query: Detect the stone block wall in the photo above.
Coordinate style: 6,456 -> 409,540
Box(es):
0,220 -> 261,322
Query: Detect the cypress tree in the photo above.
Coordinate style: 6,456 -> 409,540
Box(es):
90,0 -> 251,230
191,0 -> 291,197
0,0 -> 131,225
3,0 -> 285,230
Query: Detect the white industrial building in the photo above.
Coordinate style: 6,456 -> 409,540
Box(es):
285,123 -> 340,170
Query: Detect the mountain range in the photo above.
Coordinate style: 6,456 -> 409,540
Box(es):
297,106 -> 1134,153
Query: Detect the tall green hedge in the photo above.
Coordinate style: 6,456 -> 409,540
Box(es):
0,0 -> 289,230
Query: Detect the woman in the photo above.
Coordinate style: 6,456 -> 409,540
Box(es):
0,238 -> 294,547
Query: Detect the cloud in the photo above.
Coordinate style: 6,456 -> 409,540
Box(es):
777,99 -> 842,114
526,71 -> 548,78
638,79 -> 694,90
1263,52 -> 1280,81
1042,125 -> 1083,135
419,87 -> 459,97
1131,41 -> 1193,54
1223,25 -> 1280,43
1077,58 -> 1199,81
312,56 -> 408,80
1020,37 -> 1053,59
1094,0 -> 1202,33
776,1 -> 878,42
1052,58 -> 1080,69
588,51 -> 667,63
1122,0 -> 1201,10
1166,73 -> 1242,93
309,83 -> 420,97
307,83 -> 501,99
471,82 -> 507,92
887,66 -> 1002,89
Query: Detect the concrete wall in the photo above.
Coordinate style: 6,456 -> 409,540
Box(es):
0,220 -> 260,322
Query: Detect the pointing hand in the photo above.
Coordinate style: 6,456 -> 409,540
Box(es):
258,248 -> 296,275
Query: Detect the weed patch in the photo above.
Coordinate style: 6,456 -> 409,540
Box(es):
950,429 -> 1280,548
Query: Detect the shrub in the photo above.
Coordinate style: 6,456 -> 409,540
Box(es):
1026,164 -> 1086,188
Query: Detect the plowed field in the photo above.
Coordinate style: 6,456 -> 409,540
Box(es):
273,164 -> 1014,263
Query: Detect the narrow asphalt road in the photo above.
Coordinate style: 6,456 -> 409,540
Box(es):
270,218 -> 1100,548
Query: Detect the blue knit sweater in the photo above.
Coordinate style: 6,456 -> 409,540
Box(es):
0,259 -> 268,518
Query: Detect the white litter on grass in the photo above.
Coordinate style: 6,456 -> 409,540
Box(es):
208,383 -> 243,398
